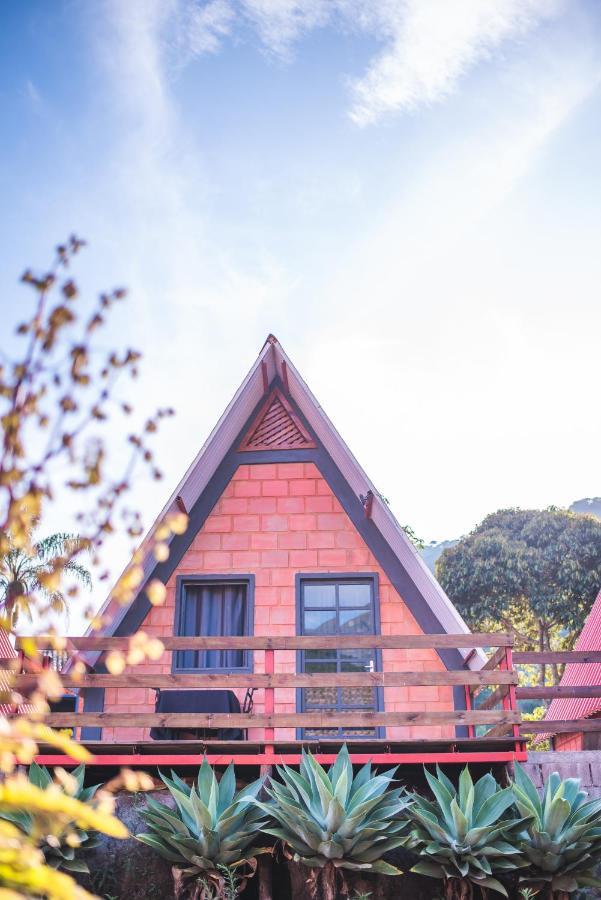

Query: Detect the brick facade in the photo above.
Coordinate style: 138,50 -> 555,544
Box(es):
101,462 -> 454,742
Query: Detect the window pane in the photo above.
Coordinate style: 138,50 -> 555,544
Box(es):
304,649 -> 337,662
338,583 -> 371,608
304,687 -> 337,707
341,686 -> 376,708
303,584 -> 336,608
305,661 -> 337,674
303,609 -> 336,635
339,609 -> 372,634
176,581 -> 247,670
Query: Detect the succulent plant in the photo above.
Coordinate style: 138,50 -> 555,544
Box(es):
0,761 -> 103,873
513,762 -> 601,897
255,745 -> 410,899
136,760 -> 269,898
406,765 -> 526,898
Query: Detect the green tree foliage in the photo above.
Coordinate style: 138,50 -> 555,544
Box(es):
436,508 -> 601,683
0,532 -> 91,626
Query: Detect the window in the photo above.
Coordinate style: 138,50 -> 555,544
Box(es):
174,576 -> 253,671
298,575 -> 381,738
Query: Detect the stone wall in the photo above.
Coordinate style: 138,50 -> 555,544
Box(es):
521,750 -> 601,796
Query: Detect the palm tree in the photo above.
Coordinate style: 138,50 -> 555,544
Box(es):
0,533 -> 92,627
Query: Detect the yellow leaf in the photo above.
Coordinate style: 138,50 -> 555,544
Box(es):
146,579 -> 166,606
105,650 -> 126,675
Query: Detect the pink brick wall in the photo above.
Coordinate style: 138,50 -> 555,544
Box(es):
102,462 -> 454,742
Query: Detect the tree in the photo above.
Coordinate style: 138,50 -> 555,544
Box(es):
0,238 -> 186,898
436,508 -> 601,683
0,532 -> 91,626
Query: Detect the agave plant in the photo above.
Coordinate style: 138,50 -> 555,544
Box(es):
0,762 -> 102,873
513,762 -> 601,898
406,765 -> 526,899
255,745 -> 410,900
136,760 -> 269,899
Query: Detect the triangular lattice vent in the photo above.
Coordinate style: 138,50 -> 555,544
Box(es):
240,389 -> 315,451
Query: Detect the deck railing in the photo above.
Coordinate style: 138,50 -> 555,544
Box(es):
6,634 -> 601,763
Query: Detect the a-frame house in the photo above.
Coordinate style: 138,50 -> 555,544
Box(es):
70,335 -> 503,763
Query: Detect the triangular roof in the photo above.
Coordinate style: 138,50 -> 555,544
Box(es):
544,588 -> 601,724
91,335 -> 482,669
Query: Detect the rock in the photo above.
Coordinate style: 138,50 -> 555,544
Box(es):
77,790 -> 176,900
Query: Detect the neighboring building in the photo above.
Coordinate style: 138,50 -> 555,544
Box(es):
544,588 -> 601,751
83,335 -> 482,744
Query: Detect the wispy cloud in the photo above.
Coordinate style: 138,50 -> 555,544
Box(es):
346,0 -> 563,124
110,0 -> 564,124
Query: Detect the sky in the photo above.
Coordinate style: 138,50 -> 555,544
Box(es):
2,0 -> 601,626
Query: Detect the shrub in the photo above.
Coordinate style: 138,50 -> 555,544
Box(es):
256,745 -> 410,900
513,762 -> 601,897
136,761 -> 269,898
0,762 -> 103,874
406,765 -> 526,898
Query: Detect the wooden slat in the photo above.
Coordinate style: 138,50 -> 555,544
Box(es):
517,686 -> 601,701
514,651 -> 601,665
38,709 -> 520,728
476,685 -> 510,710
19,632 -> 513,652
12,670 -> 517,690
483,722 -> 514,738
481,646 -> 507,671
520,719 -> 601,734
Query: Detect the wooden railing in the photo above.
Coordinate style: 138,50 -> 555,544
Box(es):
8,633 -> 600,757
472,649 -> 601,738
9,633 -> 520,743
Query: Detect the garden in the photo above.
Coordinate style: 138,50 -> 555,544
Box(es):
4,745 -> 601,900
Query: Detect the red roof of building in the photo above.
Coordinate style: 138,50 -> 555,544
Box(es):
544,588 -> 601,723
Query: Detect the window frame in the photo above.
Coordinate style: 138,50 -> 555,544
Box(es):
295,572 -> 384,739
172,574 -> 255,673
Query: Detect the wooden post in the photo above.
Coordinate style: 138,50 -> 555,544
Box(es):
258,763 -> 273,900
264,648 -> 275,757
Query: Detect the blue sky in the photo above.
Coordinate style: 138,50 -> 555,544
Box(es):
2,0 -> 601,603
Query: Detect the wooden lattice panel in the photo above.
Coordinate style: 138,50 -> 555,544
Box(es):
240,388 -> 315,451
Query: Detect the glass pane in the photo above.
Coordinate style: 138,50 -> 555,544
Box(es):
305,661 -> 337,674
341,649 -> 372,665
341,686 -> 376,708
340,656 -> 372,673
304,609 -> 336,635
304,649 -> 337,661
339,609 -> 372,634
303,584 -> 336,608
304,687 -> 337,707
338,583 -> 371,608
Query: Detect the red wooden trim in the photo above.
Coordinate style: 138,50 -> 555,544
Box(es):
261,360 -> 269,394
176,495 -> 187,514
238,387 -> 316,452
281,360 -> 289,393
364,491 -> 374,519
35,751 -> 527,767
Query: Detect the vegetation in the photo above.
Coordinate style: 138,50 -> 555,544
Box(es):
436,508 -> 601,682
0,237 -> 181,897
0,763 -> 102,874
406,765 -> 526,898
255,745 -> 410,900
136,761 -> 269,899
513,763 -> 601,897
0,532 -> 91,626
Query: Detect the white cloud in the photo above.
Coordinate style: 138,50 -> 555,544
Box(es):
117,0 -> 564,123
347,0 -> 563,124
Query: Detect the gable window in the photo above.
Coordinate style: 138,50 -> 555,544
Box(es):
297,575 -> 381,738
174,576 -> 253,672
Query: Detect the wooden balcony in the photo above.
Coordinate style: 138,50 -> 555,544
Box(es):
6,634 -> 601,768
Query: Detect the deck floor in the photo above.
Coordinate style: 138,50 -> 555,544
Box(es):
36,736 -> 528,769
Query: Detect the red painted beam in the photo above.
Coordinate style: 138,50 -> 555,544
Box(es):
34,751 -> 527,767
